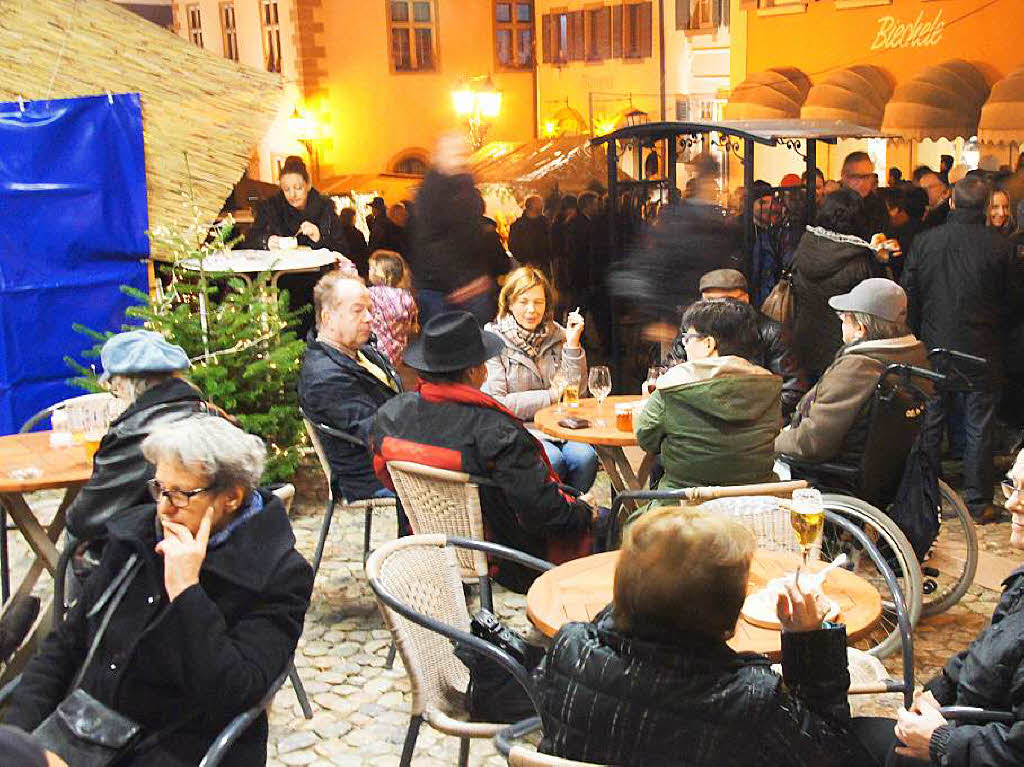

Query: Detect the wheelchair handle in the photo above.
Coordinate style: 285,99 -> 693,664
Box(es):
878,363 -> 947,387
928,348 -> 988,367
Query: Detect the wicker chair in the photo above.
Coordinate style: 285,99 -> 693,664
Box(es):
365,534 -> 553,767
302,414 -> 398,575
385,460 -> 494,611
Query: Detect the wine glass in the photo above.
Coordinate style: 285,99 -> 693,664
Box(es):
789,488 -> 824,575
588,366 -> 612,426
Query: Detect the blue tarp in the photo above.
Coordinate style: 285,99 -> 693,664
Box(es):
0,93 -> 149,433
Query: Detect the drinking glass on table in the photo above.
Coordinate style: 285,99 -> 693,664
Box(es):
588,366 -> 612,426
789,488 -> 824,570
562,367 -> 581,409
552,369 -> 569,414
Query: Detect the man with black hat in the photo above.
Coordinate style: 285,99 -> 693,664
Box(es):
690,269 -> 809,419
370,311 -> 596,592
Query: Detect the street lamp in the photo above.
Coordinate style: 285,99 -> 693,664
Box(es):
288,107 -> 321,183
451,76 -> 502,149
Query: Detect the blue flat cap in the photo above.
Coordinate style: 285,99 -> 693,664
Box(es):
99,330 -> 190,383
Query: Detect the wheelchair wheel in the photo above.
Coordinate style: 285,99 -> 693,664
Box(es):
820,494 -> 923,658
919,480 -> 978,617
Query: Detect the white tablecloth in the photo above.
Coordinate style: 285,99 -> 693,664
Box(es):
179,249 -> 345,274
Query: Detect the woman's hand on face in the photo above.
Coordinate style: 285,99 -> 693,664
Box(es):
565,310 -> 585,349
776,576 -> 827,632
298,221 -> 321,243
155,507 -> 213,601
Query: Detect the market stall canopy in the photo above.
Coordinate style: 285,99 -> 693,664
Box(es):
724,68 -> 812,120
801,66 -> 894,130
979,66 -> 1024,145
319,173 -> 422,203
591,119 -> 888,148
882,60 -> 990,141
469,137 -> 622,195
0,0 -> 286,256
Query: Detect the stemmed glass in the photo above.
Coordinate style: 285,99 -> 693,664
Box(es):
588,366 -> 612,426
789,488 -> 825,583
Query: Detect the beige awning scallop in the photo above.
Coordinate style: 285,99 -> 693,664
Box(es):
979,66 -> 1024,145
801,66 -> 893,130
882,60 -> 990,141
724,67 -> 811,120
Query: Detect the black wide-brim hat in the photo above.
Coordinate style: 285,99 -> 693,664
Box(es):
403,311 -> 506,373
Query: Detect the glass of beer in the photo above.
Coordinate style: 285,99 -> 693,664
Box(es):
789,488 -> 824,566
562,368 -> 581,409
615,403 -> 633,432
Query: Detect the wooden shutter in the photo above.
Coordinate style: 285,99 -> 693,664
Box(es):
738,0 -> 757,9
596,7 -> 611,59
569,10 -> 585,61
676,0 -> 690,30
611,4 -> 622,58
712,0 -> 721,28
542,13 -> 552,63
639,2 -> 652,58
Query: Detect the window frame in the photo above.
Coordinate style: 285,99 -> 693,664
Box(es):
494,1 -> 534,70
622,1 -> 651,60
260,0 -> 282,73
388,1 -> 439,74
585,5 -> 612,63
220,2 -> 239,62
186,4 -> 203,47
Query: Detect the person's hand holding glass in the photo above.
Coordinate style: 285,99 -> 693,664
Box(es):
588,366 -> 612,426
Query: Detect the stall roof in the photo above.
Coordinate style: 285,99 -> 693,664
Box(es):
470,137 -> 621,191
882,59 -> 990,141
590,119 -> 890,147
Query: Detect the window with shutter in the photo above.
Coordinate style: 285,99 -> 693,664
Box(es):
260,1 -> 281,73
624,2 -> 652,58
569,10 -> 585,61
639,2 -> 652,57
676,0 -> 690,30
554,12 -> 570,62
541,13 -> 553,62
388,1 -> 438,72
494,1 -> 534,68
587,6 -> 611,61
611,5 -> 623,57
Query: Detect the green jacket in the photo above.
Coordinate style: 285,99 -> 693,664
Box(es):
636,356 -> 782,504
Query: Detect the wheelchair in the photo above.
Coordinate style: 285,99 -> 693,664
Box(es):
779,352 -> 980,657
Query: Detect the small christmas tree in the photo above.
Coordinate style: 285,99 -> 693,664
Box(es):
67,195 -> 308,482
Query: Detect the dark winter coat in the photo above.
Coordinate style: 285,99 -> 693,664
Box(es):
338,224 -> 369,276
247,188 -> 341,251
370,384 -> 593,592
66,378 -> 207,540
508,214 -> 552,276
535,607 -> 863,767
902,208 -> 1022,384
368,217 -> 407,256
790,226 -> 878,377
4,492 -> 313,766
924,565 -> 1024,766
298,333 -> 400,501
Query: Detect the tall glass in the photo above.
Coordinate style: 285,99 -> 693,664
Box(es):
588,366 -> 612,426
551,369 -> 568,414
562,367 -> 581,409
789,488 -> 824,568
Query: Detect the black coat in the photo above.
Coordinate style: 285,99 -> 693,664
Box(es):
535,607 -> 864,766
247,188 -> 341,251
755,311 -> 810,419
5,492 -> 313,766
790,228 -> 877,377
338,224 -> 369,276
370,387 -> 592,592
902,208 -> 1022,383
66,379 -> 207,540
924,565 -> 1024,765
508,214 -> 552,276
368,217 -> 407,256
297,333 -> 400,501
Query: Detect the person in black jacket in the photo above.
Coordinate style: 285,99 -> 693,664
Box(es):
903,176 -> 1024,523
67,330 -> 208,543
508,195 -> 552,277
298,272 -> 401,502
370,311 -> 595,592
337,207 -> 369,277
694,268 -> 809,419
853,449 -> 1024,766
535,506 -> 864,766
4,416 -> 313,766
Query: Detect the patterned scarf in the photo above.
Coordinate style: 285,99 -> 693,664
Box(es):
496,313 -> 551,360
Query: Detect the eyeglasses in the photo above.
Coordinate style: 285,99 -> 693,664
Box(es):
1000,479 -> 1022,503
680,332 -> 706,344
147,478 -> 212,509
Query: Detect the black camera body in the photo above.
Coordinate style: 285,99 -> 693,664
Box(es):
470,609 -> 531,666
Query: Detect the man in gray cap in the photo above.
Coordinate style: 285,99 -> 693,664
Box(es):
689,269 -> 809,419
775,278 -> 929,489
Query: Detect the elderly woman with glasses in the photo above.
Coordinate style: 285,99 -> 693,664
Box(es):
4,416 -> 313,767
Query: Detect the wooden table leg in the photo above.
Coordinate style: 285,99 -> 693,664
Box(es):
0,483 -> 79,603
0,597 -> 53,685
594,446 -> 632,494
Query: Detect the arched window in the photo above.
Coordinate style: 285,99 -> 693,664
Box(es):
388,149 -> 430,176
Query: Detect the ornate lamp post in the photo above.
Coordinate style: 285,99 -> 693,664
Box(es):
451,76 -> 502,149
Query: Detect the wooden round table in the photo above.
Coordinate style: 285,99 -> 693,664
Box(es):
533,395 -> 653,492
526,550 -> 883,658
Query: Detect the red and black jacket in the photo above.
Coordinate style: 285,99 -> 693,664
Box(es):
370,381 -> 593,593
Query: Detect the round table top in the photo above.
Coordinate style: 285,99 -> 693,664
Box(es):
526,549 -> 883,658
178,249 -> 345,274
534,394 -> 645,447
0,432 -> 93,492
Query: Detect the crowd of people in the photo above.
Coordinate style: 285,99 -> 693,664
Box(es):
5,138 -> 1024,766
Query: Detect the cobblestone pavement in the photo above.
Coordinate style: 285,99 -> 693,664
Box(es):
3,465 -> 1018,766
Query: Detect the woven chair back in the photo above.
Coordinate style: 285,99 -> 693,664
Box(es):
699,495 -> 805,555
386,461 -> 489,580
303,417 -> 335,502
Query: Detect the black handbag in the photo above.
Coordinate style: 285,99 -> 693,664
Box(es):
33,554 -> 144,766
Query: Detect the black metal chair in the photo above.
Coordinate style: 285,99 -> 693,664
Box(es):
365,534 -> 552,767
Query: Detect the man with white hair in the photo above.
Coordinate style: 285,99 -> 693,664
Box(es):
298,271 -> 401,502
